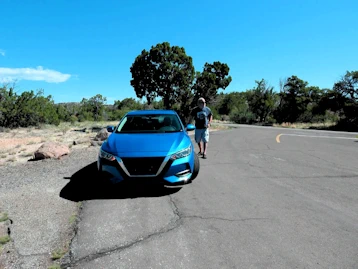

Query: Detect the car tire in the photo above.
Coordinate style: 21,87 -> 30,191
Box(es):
190,153 -> 200,181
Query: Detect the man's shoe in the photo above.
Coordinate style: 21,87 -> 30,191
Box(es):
203,154 -> 207,159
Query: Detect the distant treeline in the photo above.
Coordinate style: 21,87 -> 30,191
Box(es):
1,41 -> 357,131
0,72 -> 357,131
127,42 -> 357,131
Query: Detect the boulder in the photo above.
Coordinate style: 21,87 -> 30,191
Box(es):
90,140 -> 104,147
94,128 -> 109,141
73,137 -> 90,145
91,127 -> 102,133
34,142 -> 70,160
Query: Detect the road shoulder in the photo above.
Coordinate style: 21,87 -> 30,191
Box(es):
0,148 -> 95,268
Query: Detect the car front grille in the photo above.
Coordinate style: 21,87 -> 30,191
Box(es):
121,157 -> 165,176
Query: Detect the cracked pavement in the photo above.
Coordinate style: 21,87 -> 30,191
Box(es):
61,126 -> 358,269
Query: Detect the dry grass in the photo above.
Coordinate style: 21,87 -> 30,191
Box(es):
212,119 -> 234,124
210,123 -> 232,131
0,121 -> 117,166
0,120 -> 233,166
273,121 -> 336,130
59,125 -> 71,135
7,157 -> 17,163
19,152 -> 34,158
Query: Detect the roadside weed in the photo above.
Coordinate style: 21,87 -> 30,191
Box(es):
69,214 -> 77,224
48,264 -> 61,269
0,235 -> 10,245
0,213 -> 8,222
51,248 -> 67,260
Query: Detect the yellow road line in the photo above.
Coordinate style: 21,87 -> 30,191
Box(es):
276,134 -> 282,143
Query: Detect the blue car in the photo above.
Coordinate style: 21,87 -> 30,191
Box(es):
97,110 -> 200,187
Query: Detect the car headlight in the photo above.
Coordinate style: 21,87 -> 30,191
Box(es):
170,145 -> 192,160
99,148 -> 116,161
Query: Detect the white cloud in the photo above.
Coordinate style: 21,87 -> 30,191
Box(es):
0,49 -> 5,56
0,66 -> 71,83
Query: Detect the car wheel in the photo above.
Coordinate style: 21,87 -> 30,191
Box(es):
190,153 -> 200,181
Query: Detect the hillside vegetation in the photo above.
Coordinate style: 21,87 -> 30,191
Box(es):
1,42 -> 357,132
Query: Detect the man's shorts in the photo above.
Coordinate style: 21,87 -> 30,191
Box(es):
195,128 -> 209,143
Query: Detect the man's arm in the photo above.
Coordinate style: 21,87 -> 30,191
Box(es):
207,107 -> 213,126
208,114 -> 213,127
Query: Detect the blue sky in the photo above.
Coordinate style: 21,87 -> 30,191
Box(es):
0,0 -> 357,104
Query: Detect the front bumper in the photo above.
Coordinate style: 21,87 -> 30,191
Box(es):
98,152 -> 194,187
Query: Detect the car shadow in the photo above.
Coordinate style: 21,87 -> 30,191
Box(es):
59,162 -> 182,202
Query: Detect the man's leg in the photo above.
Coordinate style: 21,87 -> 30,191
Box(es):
202,128 -> 209,158
195,129 -> 203,154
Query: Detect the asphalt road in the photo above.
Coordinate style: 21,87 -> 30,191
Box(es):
60,125 -> 358,269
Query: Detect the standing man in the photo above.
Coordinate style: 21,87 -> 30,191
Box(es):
191,97 -> 213,159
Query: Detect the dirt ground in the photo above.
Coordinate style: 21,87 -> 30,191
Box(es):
0,121 -> 119,166
0,121 -> 230,167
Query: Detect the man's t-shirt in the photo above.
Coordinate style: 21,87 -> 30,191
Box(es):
191,106 -> 212,129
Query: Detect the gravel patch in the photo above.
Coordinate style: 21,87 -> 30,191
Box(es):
0,147 -> 100,269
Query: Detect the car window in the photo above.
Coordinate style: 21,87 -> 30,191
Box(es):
115,114 -> 183,133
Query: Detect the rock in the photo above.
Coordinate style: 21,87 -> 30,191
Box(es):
97,141 -> 104,146
91,127 -> 102,133
34,142 -> 70,160
90,140 -> 104,147
73,138 -> 90,145
94,128 -> 109,141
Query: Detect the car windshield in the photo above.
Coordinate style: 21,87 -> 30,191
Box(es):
115,114 -> 183,133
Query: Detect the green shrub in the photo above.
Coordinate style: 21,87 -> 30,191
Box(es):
230,110 -> 256,124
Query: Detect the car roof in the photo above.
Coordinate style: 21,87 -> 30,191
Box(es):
126,110 -> 177,116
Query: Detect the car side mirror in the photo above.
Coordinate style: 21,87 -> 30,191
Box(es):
186,124 -> 195,131
106,126 -> 115,133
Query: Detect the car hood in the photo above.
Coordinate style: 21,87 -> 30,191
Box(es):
102,132 -> 191,155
